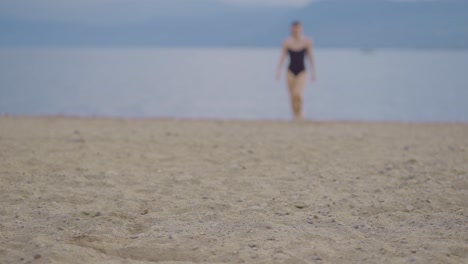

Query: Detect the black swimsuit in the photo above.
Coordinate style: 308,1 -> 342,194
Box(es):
288,48 -> 306,76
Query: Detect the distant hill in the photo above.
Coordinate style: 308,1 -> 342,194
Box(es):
0,0 -> 467,49
292,0 -> 468,49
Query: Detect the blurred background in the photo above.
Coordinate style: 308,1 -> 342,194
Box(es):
0,0 -> 467,122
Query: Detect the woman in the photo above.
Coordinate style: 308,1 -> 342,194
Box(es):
276,21 -> 317,120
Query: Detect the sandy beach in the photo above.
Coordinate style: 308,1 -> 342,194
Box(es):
0,116 -> 467,264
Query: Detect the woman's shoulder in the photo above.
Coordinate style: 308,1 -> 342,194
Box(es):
283,36 -> 313,46
304,36 -> 314,45
282,37 -> 293,46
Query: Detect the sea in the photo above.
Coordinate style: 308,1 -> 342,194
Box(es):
0,48 -> 467,122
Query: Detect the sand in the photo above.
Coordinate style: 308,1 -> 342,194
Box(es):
0,116 -> 467,264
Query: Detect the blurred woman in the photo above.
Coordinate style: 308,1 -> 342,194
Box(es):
276,21 -> 317,120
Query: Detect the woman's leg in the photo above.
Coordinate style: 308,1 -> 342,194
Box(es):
287,71 -> 307,120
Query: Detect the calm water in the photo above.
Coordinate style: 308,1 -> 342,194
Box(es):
1,48 -> 467,122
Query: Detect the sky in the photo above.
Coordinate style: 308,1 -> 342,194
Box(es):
0,0 -> 445,25
220,0 -> 314,6
0,0 -> 312,25
0,0 -> 463,49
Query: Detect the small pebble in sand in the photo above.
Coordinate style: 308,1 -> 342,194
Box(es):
405,205 -> 415,212
311,255 -> 322,261
248,242 -> 257,248
353,225 -> 359,229
130,235 -> 138,239
34,254 -> 41,259
275,211 -> 290,216
294,202 -> 307,209
140,209 -> 149,215
94,211 -> 101,217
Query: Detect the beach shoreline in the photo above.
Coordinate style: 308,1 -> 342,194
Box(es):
1,116 -> 467,263
2,114 -> 468,125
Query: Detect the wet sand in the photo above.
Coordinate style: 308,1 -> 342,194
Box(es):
0,117 -> 467,264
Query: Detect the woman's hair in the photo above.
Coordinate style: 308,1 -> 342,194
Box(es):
291,21 -> 302,27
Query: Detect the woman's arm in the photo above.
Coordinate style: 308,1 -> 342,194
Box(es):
306,39 -> 317,81
276,41 -> 288,81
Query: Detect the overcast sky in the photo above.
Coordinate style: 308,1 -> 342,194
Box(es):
0,0 -> 441,25
220,0 -> 313,6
